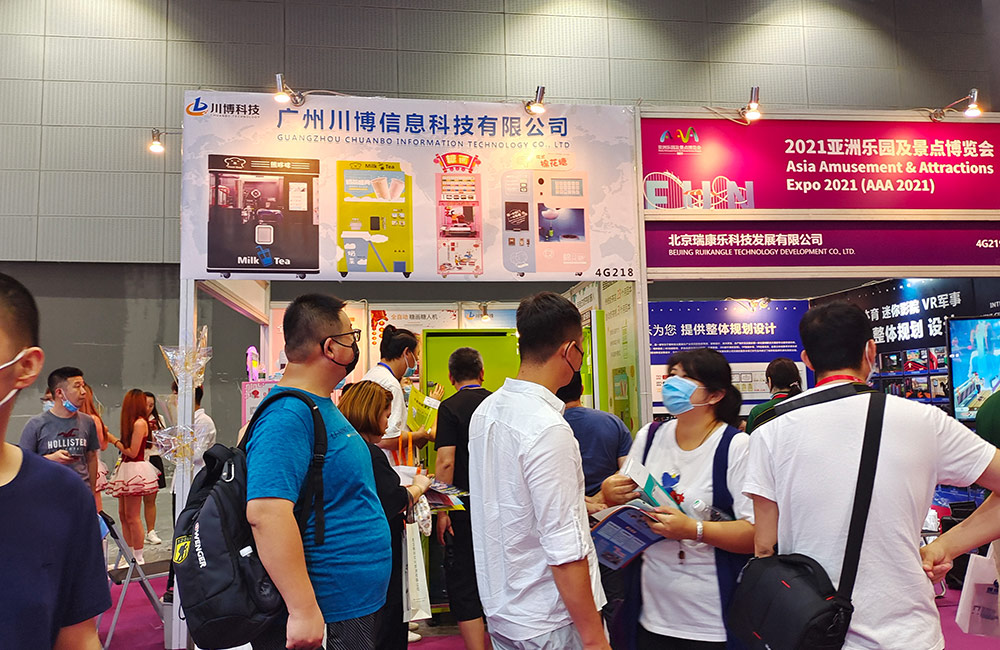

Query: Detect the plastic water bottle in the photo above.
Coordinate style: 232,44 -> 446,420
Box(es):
691,499 -> 734,522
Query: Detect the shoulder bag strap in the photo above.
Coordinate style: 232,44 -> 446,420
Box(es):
642,420 -> 664,464
238,389 -> 328,545
835,392 -> 886,603
712,425 -> 739,517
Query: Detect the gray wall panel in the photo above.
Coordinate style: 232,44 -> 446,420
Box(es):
45,38 -> 167,83
898,31 -> 989,71
36,217 -> 164,262
0,217 -> 36,260
802,0 -> 895,31
507,56 -> 609,100
285,46 -> 397,92
39,172 -> 164,218
163,218 -> 181,263
165,173 -> 181,218
0,34 -> 44,79
609,19 -> 709,61
612,59 -> 710,103
894,0 -> 983,33
899,70 -> 990,108
0,171 -> 39,215
0,80 -> 43,125
398,10 -> 505,54
167,42 -> 282,86
505,14 -> 609,57
709,23 -> 805,64
807,66 -> 900,107
0,125 -> 40,170
43,82 -> 165,127
608,0 -> 706,22
505,0 -> 607,17
0,0 -> 45,35
710,63 -> 808,104
804,26 -> 897,68
399,52 -> 505,96
286,4 -> 395,49
41,127 -> 165,173
46,0 -> 167,39
706,0 -> 803,25
397,0 -> 502,11
167,0 -> 284,44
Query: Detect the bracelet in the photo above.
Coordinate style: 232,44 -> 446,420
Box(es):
695,520 -> 704,543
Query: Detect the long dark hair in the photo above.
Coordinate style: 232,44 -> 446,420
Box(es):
667,348 -> 742,427
380,324 -> 418,361
766,357 -> 802,396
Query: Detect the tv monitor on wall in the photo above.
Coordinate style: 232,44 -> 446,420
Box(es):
948,316 -> 1000,421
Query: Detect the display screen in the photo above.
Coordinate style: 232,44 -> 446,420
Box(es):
948,316 -> 1000,421
537,205 -> 586,242
505,202 -> 529,231
551,178 -> 584,197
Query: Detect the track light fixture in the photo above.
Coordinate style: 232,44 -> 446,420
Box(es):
147,128 -> 180,154
524,86 -> 546,115
739,86 -> 761,122
929,88 -> 982,122
273,73 -> 349,106
479,302 -> 492,322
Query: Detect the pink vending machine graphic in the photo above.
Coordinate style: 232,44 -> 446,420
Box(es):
434,152 -> 484,277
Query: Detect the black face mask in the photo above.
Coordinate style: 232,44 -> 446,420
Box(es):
324,339 -> 360,375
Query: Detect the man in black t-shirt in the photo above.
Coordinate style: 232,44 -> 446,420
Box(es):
435,347 -> 491,650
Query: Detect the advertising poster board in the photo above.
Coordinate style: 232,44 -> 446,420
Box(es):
181,92 -> 638,283
603,280 -> 640,431
648,300 -> 808,415
367,306 -> 460,386
459,305 -> 518,329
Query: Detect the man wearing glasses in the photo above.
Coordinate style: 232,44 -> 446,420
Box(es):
246,294 -> 391,650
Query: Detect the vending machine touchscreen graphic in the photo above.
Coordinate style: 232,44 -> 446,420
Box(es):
434,152 -> 483,277
336,161 -> 413,278
207,155 -> 320,276
501,170 -> 590,275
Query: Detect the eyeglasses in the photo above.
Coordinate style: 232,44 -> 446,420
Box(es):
325,329 -> 362,346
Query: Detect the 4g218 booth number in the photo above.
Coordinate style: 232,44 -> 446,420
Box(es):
595,267 -> 635,278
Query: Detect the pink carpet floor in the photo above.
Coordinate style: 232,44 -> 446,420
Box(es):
97,577 -> 994,649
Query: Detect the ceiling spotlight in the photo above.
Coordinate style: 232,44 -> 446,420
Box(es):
930,88 -> 983,122
480,302 -> 492,322
525,86 -> 546,115
274,72 -> 304,106
739,86 -> 761,122
148,129 -> 165,153
965,88 -> 981,118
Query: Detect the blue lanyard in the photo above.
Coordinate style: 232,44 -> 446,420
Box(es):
460,384 -> 482,391
378,362 -> 393,374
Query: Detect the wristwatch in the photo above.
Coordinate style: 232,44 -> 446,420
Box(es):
695,520 -> 704,543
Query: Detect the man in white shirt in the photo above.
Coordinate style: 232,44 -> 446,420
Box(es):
469,291 -> 608,650
744,301 -> 1000,650
192,385 -> 216,472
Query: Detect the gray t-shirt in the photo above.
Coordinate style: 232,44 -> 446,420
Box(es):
19,411 -> 99,484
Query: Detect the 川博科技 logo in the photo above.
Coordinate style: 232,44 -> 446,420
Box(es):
186,97 -> 208,116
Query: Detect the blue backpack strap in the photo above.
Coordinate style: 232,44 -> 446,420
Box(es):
642,420 -> 664,464
712,425 -> 752,650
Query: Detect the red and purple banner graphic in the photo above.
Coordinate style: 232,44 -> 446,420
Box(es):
641,118 -> 1000,211
645,221 -> 1000,269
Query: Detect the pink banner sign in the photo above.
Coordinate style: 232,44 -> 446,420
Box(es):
641,118 -> 1000,211
646,221 -> 1000,269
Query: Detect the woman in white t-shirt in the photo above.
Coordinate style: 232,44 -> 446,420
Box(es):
602,348 -> 755,650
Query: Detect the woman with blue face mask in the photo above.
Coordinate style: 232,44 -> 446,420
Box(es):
601,348 -> 755,650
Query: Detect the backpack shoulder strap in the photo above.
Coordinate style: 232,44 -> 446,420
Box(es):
711,425 -> 741,517
642,420 -> 664,464
239,389 -> 328,545
752,382 -> 876,430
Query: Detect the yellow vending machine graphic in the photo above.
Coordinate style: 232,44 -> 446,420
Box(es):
337,161 -> 413,278
434,152 -> 483,278
501,169 -> 590,276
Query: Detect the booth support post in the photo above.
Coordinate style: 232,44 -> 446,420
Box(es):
633,111 -> 653,427
168,278 -> 197,649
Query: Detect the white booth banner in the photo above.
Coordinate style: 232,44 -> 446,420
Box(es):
180,91 -> 639,282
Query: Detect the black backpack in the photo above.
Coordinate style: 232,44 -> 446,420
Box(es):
172,389 -> 328,648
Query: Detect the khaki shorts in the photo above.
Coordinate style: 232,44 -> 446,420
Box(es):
490,624 -> 585,650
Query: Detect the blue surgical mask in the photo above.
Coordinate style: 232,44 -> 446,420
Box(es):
403,352 -> 416,378
62,397 -> 80,413
41,400 -> 55,412
335,377 -> 347,391
661,375 -> 706,416
402,385 -> 412,399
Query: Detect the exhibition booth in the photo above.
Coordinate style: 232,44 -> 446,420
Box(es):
157,91 -> 1000,647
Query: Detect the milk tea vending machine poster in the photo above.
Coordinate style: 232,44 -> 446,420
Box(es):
337,161 -> 413,277
207,155 -> 320,276
502,170 -> 590,276
434,152 -> 484,277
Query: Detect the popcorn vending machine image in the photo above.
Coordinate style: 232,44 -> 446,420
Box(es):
207,155 -> 320,277
434,152 -> 483,277
501,169 -> 590,276
336,161 -> 413,278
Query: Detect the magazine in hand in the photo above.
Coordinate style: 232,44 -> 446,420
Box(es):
591,500 -> 664,570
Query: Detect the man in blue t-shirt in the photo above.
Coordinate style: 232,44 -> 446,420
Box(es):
246,293 -> 391,650
556,372 -> 632,499
0,272 -> 111,648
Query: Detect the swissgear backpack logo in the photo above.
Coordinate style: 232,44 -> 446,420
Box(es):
174,535 -> 191,564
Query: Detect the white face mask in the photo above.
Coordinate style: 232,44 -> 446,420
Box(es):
0,348 -> 28,409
